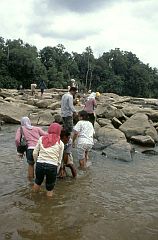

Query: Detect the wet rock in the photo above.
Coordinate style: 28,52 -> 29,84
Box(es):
112,117 -> 122,128
131,135 -> 155,147
102,141 -> 133,162
142,149 -> 158,155
119,113 -> 158,141
92,141 -> 112,151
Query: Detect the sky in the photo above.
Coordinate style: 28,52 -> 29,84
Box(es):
0,0 -> 158,68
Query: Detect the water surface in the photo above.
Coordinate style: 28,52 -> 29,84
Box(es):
0,125 -> 158,240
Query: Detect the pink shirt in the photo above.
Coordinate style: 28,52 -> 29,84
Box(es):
84,98 -> 97,113
15,126 -> 47,149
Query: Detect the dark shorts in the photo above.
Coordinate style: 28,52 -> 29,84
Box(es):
62,116 -> 73,132
35,162 -> 57,191
26,149 -> 34,165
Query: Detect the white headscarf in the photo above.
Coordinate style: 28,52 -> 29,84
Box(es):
87,92 -> 96,101
21,117 -> 33,129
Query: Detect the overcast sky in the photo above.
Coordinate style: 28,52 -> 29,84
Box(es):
0,0 -> 158,68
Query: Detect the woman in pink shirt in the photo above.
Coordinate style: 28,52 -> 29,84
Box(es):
84,92 -> 98,126
15,116 -> 47,180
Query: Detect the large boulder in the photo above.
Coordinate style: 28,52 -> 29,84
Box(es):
119,113 -> 158,141
29,109 -> 60,126
0,101 -> 36,123
34,99 -> 54,108
131,135 -> 155,147
96,104 -> 126,120
47,101 -> 61,110
122,105 -> 143,117
95,123 -> 126,144
102,140 -> 133,162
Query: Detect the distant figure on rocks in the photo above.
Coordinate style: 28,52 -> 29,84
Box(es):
39,79 -> 47,97
15,117 -> 47,181
31,83 -> 37,96
70,79 -> 76,87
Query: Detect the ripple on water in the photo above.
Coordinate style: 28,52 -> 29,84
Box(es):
0,126 -> 158,240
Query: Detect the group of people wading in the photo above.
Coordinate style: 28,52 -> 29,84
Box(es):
15,86 -> 100,197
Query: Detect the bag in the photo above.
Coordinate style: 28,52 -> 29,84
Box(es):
17,127 -> 28,153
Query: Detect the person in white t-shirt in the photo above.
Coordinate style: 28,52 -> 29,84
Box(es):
72,110 -> 95,170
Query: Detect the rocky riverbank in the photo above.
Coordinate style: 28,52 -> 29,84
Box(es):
1,88 -> 158,161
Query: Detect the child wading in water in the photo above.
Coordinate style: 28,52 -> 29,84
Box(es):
72,110 -> 95,170
33,123 -> 64,197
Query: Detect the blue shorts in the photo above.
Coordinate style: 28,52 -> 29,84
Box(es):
35,162 -> 57,191
26,149 -> 34,165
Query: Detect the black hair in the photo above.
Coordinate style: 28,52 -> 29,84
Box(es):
69,86 -> 77,92
78,110 -> 89,120
60,129 -> 71,139
54,114 -> 63,125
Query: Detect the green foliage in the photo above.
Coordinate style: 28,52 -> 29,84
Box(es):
0,36 -> 158,98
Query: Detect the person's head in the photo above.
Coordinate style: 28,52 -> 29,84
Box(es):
96,92 -> 100,99
54,114 -> 63,125
48,123 -> 61,136
78,110 -> 89,121
69,86 -> 77,96
20,116 -> 32,129
76,94 -> 81,99
42,122 -> 61,148
60,129 -> 71,144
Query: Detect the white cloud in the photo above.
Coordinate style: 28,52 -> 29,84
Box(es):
0,0 -> 158,68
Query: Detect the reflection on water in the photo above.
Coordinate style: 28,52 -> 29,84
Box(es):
0,125 -> 158,240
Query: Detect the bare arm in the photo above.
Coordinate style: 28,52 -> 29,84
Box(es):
72,131 -> 78,147
58,141 -> 64,165
68,95 -> 76,113
33,138 -> 41,161
15,127 -> 21,147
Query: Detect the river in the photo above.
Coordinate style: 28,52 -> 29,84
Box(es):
0,124 -> 158,240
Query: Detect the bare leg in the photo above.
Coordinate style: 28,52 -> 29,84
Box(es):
79,158 -> 86,170
58,166 -> 67,178
66,164 -> 77,178
85,150 -> 89,163
32,183 -> 40,192
28,165 -> 34,181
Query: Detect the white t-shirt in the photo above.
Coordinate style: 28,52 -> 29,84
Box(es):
73,120 -> 95,145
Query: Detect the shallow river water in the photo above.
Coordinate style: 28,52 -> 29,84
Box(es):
0,125 -> 158,240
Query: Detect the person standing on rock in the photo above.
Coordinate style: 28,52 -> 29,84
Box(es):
61,86 -> 77,133
15,117 -> 47,181
39,79 -> 47,97
84,92 -> 100,126
31,83 -> 37,96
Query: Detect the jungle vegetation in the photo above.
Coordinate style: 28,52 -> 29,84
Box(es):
0,37 -> 158,97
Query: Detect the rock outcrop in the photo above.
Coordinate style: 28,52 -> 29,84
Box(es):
1,88 -> 158,162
